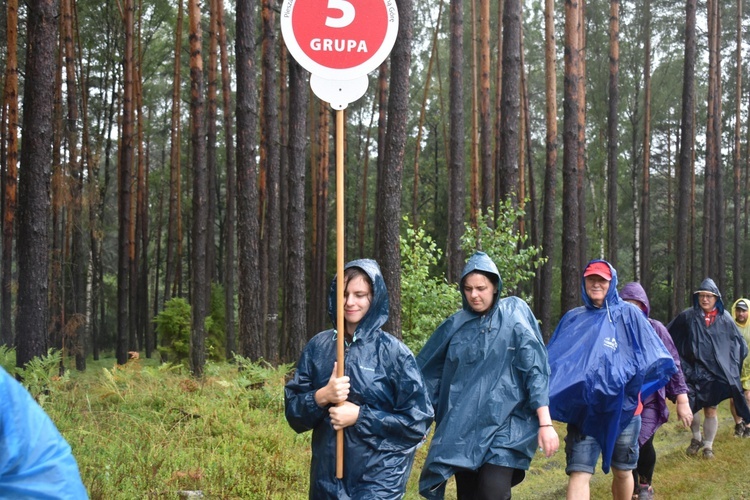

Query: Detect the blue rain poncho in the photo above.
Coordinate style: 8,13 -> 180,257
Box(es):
285,259 -> 434,499
0,366 -> 88,499
547,260 -> 676,473
667,278 -> 750,421
416,252 -> 551,499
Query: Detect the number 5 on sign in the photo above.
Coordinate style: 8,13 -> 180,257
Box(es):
325,0 -> 355,28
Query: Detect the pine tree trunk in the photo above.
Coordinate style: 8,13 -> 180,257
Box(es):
479,0 -> 492,215
606,0 -> 619,268
261,0 -> 280,362
447,0 -> 465,283
217,0 -> 236,360
2,0 -> 18,347
469,0 -> 479,229
640,0 -> 652,293
540,0 -> 558,339
499,0 -> 520,206
206,0 -> 218,287
734,0 -> 743,297
165,0 -> 183,303
283,58 -> 308,362
115,0 -> 134,366
561,0 -> 581,314
674,0 -> 696,311
377,0 -> 413,337
188,0 -> 207,376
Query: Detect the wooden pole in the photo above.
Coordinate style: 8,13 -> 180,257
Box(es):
335,108 -> 345,479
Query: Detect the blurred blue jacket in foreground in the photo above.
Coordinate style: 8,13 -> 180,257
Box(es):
0,365 -> 88,499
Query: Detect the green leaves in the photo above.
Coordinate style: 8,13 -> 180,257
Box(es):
400,217 -> 460,353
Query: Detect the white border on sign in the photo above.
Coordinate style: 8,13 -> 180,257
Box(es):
280,0 -> 399,81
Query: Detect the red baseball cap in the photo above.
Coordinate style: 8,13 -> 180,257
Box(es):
583,262 -> 612,281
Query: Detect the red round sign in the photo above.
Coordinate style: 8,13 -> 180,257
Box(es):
281,0 -> 399,80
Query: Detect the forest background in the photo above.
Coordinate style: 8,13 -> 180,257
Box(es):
0,0 -> 747,375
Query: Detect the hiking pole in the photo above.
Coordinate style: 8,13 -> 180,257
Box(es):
335,108 -> 345,479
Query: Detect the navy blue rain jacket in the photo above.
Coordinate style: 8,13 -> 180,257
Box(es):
416,251 -> 550,499
667,278 -> 750,421
0,366 -> 88,499
285,259 -> 434,499
547,260 -> 676,473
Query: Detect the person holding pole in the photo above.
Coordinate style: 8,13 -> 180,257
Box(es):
285,259 -> 434,499
416,251 -> 558,499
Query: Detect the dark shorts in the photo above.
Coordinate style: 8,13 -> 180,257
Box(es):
564,415 -> 641,475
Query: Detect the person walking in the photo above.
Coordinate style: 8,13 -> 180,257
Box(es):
547,260 -> 676,500
729,297 -> 750,437
285,259 -> 434,499
619,281 -> 692,500
416,251 -> 558,500
668,278 -> 750,459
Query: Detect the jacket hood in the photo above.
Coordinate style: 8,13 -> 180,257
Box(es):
731,298 -> 750,325
580,259 -> 620,309
459,251 -> 503,312
620,282 -> 650,316
692,277 -> 724,314
328,259 -> 389,337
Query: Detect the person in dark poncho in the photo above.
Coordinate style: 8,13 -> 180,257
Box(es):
0,366 -> 88,499
547,260 -> 676,500
620,281 -> 692,500
416,251 -> 558,500
667,278 -> 750,459
284,259 -> 434,499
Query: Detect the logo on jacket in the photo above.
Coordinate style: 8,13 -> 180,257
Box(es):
603,337 -> 618,351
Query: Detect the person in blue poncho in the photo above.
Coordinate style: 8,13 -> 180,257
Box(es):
0,366 -> 88,499
417,251 -> 558,500
547,260 -> 676,500
667,278 -> 750,460
285,259 -> 434,499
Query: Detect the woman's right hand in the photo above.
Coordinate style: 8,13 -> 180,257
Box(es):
315,362 -> 350,407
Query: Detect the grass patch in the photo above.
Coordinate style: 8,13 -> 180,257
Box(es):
38,356 -> 750,499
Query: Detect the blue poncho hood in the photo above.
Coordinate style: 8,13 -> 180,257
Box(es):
0,367 -> 88,498
417,252 -> 550,498
327,259 -> 389,340
547,260 -> 676,473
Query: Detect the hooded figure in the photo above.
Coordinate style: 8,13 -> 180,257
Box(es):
547,260 -> 676,473
0,366 -> 88,499
667,278 -> 750,421
285,259 -> 433,499
416,251 -> 554,499
619,281 -> 689,446
731,298 -> 750,391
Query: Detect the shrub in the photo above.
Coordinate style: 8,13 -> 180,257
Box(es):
400,218 -> 460,353
154,297 -> 192,364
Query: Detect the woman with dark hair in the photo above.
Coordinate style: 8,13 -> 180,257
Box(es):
285,259 -> 433,499
417,251 -> 558,499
